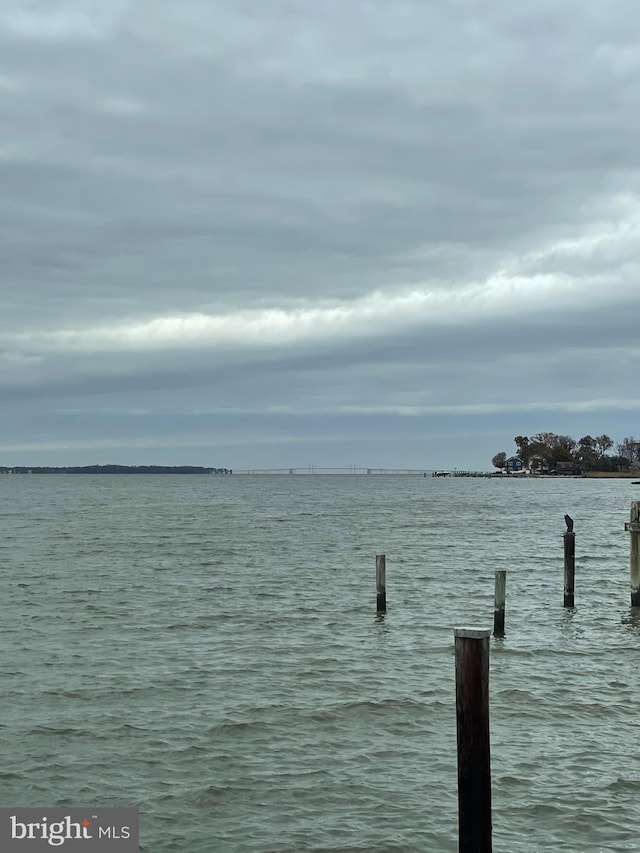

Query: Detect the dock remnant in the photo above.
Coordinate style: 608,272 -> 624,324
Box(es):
493,571 -> 506,637
625,501 -> 640,606
455,627 -> 492,853
376,554 -> 387,613
563,514 -> 575,608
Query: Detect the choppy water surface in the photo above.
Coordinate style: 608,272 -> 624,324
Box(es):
1,474 -> 639,851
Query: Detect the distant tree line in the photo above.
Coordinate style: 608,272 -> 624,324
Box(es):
0,465 -> 232,474
492,433 -> 640,473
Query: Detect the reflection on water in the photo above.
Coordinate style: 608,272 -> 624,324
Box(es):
620,606 -> 640,631
558,606 -> 586,640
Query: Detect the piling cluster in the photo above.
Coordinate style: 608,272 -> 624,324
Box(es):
372,500 -> 639,852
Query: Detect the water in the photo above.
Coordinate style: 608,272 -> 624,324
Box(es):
1,474 -> 639,851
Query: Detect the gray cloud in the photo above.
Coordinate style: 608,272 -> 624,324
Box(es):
1,1 -> 639,466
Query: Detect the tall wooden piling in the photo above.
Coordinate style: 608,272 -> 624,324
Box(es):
376,554 -> 386,613
455,627 -> 492,853
629,501 -> 640,607
493,571 -> 506,637
563,531 -> 575,608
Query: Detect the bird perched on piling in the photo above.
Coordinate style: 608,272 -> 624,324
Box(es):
564,514 -> 574,533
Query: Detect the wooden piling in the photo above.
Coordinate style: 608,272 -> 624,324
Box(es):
563,532 -> 575,608
455,627 -> 492,853
493,571 -> 506,637
629,501 -> 640,607
376,554 -> 386,613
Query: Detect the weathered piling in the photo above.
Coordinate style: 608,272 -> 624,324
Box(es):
455,627 -> 492,853
493,571 -> 506,637
627,501 -> 640,606
375,554 -> 386,613
563,531 -> 575,608
561,514 -> 576,608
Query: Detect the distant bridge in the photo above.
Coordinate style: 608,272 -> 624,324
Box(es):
233,467 -> 493,476
235,466 -> 435,475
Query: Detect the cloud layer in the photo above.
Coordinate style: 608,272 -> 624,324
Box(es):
2,1 -> 639,467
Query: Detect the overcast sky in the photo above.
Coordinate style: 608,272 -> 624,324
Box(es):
1,0 -> 639,470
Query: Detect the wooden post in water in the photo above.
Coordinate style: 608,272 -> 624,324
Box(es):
493,571 -> 506,637
562,514 -> 575,608
455,627 -> 492,853
628,501 -> 640,607
376,554 -> 386,613
563,533 -> 575,607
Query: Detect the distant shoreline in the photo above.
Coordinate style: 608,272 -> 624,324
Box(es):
581,471 -> 639,479
0,465 -> 231,475
1,466 -> 637,478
